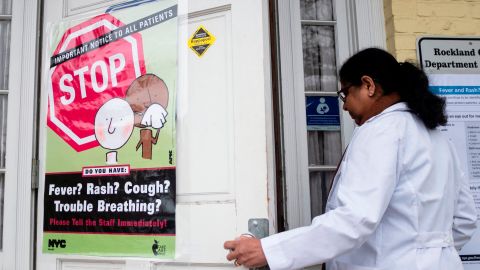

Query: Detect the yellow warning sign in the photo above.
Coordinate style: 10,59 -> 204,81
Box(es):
188,25 -> 216,57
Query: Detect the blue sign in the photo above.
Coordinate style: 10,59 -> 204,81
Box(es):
429,86 -> 480,95
305,96 -> 340,131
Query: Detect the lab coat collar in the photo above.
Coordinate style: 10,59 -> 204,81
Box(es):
364,102 -> 410,124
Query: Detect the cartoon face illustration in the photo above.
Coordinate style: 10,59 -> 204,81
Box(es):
94,98 -> 134,150
125,74 -> 170,160
125,74 -> 169,127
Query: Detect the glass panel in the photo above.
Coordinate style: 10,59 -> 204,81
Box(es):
0,95 -> 5,169
300,0 -> 333,21
0,0 -> 11,15
0,173 -> 4,250
307,130 -> 341,166
309,170 -> 336,218
302,25 -> 337,92
0,21 -> 11,90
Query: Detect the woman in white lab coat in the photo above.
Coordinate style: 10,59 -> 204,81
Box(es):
224,48 -> 477,270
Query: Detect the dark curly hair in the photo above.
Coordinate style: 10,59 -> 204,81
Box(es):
339,48 -> 447,129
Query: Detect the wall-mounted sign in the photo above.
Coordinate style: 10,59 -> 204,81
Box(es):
419,38 -> 480,75
418,37 -> 480,269
43,0 -> 178,259
305,95 -> 340,131
188,25 -> 216,57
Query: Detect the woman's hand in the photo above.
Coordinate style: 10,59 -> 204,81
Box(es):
224,236 -> 268,268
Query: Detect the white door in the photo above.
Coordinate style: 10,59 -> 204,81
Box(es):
37,0 -> 275,269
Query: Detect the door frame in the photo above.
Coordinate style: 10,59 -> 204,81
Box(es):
36,0 -> 277,269
276,0 -> 387,229
2,0 -> 41,269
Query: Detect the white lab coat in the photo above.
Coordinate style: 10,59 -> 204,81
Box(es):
261,103 -> 477,270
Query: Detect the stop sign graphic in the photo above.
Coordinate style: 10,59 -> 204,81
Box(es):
48,14 -> 146,152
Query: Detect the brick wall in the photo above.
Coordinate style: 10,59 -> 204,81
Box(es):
383,0 -> 480,62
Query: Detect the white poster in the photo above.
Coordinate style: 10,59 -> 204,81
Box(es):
418,37 -> 480,268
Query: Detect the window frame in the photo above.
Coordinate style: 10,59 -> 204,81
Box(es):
0,0 -> 12,256
277,0 -> 386,229
1,0 -> 40,268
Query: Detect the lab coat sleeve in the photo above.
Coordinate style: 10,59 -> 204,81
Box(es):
450,142 -> 477,250
261,119 -> 400,270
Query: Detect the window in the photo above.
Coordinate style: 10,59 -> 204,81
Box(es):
0,0 -> 12,250
300,0 -> 342,217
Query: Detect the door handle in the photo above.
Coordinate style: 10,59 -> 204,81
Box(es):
248,218 -> 269,270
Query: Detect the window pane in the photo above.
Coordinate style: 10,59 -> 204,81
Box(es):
0,0 -> 12,15
0,95 -> 6,168
300,0 -> 333,21
0,21 -> 11,90
302,25 -> 337,92
307,130 -> 341,166
309,170 -> 335,217
0,173 -> 4,250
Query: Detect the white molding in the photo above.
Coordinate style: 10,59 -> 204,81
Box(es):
277,0 -> 311,229
262,0 -> 277,235
3,0 -> 39,269
16,0 -> 39,268
354,0 -> 386,50
338,0 -> 386,146
336,0 -> 355,147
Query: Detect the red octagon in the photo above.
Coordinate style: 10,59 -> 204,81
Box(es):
48,13 -> 146,152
